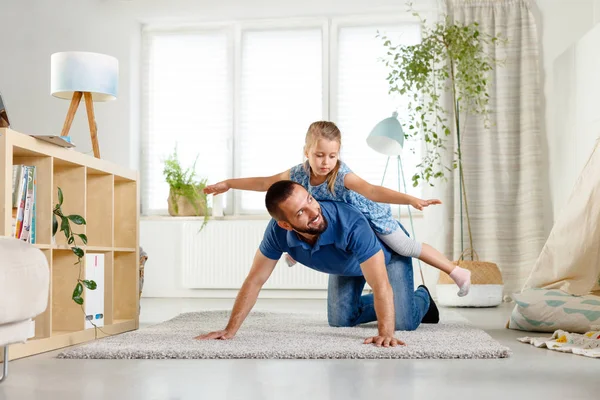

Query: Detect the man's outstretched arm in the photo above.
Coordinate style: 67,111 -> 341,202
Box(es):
360,250 -> 404,347
195,249 -> 278,340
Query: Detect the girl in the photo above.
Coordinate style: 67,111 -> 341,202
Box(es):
204,121 -> 471,296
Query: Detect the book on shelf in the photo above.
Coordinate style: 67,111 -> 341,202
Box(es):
11,164 -> 37,243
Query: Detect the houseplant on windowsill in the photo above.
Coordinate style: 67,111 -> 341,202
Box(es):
163,145 -> 209,231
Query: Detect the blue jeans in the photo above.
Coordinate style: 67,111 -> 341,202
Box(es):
327,254 -> 430,331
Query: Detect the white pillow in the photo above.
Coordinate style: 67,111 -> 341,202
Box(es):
508,288 -> 600,334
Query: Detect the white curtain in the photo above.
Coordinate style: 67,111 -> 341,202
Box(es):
441,0 -> 546,296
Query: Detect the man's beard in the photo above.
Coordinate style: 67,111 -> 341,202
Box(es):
290,212 -> 328,235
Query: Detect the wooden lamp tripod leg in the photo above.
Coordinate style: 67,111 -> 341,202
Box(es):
83,92 -> 101,158
60,91 -> 82,137
58,91 -> 101,159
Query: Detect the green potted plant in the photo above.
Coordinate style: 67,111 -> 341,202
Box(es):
52,187 -> 96,306
379,2 -> 506,258
163,145 -> 209,230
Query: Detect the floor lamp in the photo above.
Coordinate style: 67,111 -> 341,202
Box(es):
366,112 -> 425,285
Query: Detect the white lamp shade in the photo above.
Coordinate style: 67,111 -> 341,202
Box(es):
51,52 -> 118,102
366,112 -> 405,156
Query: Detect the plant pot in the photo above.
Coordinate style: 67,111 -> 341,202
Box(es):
436,249 -> 504,308
167,189 -> 207,216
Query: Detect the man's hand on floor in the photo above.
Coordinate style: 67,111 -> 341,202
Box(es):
363,335 -> 405,347
194,330 -> 235,340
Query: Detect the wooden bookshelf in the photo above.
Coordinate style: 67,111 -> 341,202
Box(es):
0,128 -> 139,360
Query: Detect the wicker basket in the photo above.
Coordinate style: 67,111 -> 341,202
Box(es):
436,248 -> 504,307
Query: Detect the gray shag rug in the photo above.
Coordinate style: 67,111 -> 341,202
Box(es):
57,310 -> 510,359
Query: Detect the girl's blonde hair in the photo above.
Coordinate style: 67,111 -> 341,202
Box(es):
303,121 -> 342,194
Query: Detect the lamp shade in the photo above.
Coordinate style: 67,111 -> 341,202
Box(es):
51,51 -> 118,101
366,111 -> 405,156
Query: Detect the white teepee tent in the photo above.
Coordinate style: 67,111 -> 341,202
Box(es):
522,139 -> 600,296
507,141 -> 600,334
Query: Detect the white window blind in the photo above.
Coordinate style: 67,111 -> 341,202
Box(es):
141,31 -> 232,215
238,28 -> 323,213
335,24 -> 423,207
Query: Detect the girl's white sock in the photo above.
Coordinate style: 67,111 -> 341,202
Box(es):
449,266 -> 471,297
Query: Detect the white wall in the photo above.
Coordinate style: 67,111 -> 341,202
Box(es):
2,0 -> 599,298
549,18 -> 600,222
0,0 -> 141,169
532,0 -> 600,224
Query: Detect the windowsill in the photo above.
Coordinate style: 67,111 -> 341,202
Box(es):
141,215 -> 272,221
141,212 -> 424,222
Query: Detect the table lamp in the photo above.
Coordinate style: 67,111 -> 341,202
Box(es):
51,51 -> 118,158
367,111 -> 424,284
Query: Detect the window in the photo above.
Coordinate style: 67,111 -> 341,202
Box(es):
334,23 -> 423,212
142,31 -> 232,215
142,18 -> 423,216
238,28 -> 323,213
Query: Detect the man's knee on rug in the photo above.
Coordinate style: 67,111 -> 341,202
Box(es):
328,313 -> 420,331
327,307 -> 359,328
327,314 -> 355,328
395,319 -> 419,332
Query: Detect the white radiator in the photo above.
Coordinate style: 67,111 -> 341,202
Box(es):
181,220 -> 329,289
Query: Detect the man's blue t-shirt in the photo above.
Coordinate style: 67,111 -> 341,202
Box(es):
259,201 -> 393,276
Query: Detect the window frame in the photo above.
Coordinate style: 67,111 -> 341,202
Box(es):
232,18 -> 329,215
330,15 -> 427,219
328,14 -> 425,125
140,24 -> 236,216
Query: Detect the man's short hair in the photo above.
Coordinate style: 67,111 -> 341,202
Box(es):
265,180 -> 304,221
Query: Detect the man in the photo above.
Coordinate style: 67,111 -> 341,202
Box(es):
196,181 -> 438,347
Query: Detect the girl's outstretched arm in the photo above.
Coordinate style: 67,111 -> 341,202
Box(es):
204,170 -> 291,195
344,173 -> 441,210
